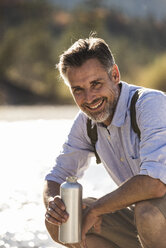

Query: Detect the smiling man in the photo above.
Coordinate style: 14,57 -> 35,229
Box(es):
67,58 -> 120,125
43,37 -> 166,248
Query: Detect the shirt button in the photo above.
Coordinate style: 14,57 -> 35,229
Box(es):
120,157 -> 124,162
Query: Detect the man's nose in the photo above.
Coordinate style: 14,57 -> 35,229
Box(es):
84,89 -> 95,104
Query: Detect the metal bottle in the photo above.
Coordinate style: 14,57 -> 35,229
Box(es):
58,176 -> 82,244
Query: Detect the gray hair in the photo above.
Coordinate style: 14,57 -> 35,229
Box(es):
57,37 -> 115,84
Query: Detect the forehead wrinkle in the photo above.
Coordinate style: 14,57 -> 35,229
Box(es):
66,58 -> 108,87
69,72 -> 99,87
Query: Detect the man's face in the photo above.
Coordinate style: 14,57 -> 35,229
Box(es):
66,58 -> 120,126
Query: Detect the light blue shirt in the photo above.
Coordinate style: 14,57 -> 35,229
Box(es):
45,81 -> 166,186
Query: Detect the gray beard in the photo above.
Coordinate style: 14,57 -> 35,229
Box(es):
85,99 -> 117,123
81,84 -> 120,124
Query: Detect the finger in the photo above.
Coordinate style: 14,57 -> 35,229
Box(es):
93,216 -> 102,233
49,199 -> 69,221
49,201 -> 68,219
82,237 -> 88,248
94,215 -> 102,225
47,207 -> 67,223
54,196 -> 66,210
93,223 -> 101,233
45,213 -> 61,225
48,196 -> 66,212
81,230 -> 87,248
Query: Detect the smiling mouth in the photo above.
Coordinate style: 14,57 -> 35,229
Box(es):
85,98 -> 105,111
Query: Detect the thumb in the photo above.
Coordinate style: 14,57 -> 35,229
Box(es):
93,216 -> 102,233
81,236 -> 88,248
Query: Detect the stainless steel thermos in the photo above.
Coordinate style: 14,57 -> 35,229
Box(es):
58,176 -> 82,244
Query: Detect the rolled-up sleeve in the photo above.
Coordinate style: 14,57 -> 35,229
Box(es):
137,91 -> 166,184
140,161 -> 166,183
45,112 -> 94,184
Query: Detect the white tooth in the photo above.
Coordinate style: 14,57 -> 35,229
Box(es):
90,100 -> 102,109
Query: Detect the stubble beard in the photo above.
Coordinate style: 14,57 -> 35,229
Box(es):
82,89 -> 119,124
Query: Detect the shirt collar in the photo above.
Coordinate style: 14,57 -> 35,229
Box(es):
109,81 -> 130,128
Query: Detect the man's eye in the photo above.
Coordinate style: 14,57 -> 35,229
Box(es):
73,88 -> 82,94
92,82 -> 101,88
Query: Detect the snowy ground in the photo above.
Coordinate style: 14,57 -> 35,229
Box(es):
0,106 -> 116,248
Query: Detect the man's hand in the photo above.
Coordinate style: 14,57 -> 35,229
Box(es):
81,207 -> 102,248
45,196 -> 69,226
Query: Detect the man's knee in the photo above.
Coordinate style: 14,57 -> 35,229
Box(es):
45,220 -> 81,248
135,200 -> 166,248
45,219 -> 59,243
134,200 -> 165,232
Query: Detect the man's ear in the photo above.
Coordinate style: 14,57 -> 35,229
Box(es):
111,64 -> 120,83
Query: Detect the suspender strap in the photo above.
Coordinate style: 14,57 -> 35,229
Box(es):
87,118 -> 101,164
86,89 -> 142,164
130,89 -> 141,139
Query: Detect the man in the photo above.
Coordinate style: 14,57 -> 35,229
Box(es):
43,37 -> 166,248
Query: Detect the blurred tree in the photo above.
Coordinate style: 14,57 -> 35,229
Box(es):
0,0 -> 72,104
0,0 -> 166,104
137,53 -> 166,91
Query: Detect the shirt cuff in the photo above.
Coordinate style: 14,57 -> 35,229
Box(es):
45,173 -> 66,184
139,161 -> 166,184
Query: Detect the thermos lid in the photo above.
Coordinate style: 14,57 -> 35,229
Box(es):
66,176 -> 77,183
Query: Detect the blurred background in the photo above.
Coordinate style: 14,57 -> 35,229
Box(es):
0,0 -> 166,248
0,0 -> 166,106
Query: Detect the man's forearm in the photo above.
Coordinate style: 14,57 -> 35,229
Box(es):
43,180 -> 60,208
91,175 -> 166,216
